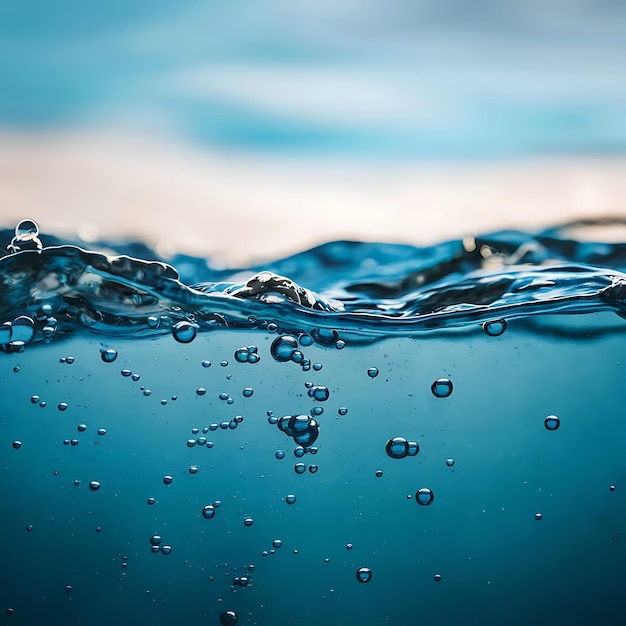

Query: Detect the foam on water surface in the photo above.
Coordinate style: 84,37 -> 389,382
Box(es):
2,220 -> 626,625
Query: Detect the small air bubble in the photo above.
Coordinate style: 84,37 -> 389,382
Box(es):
415,488 -> 434,505
11,440 -> 21,450
89,481 -> 100,491
58,402 -> 68,411
172,321 -> 198,344
535,513 -> 543,520
356,567 -> 372,583
100,349 -> 118,363
163,475 -> 173,485
431,378 -> 453,398
544,415 -> 560,431
482,319 -> 507,337
286,494 -> 296,504
367,367 -> 379,378
202,505 -> 216,519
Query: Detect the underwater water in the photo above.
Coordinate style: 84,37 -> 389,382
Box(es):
2,220 -> 626,625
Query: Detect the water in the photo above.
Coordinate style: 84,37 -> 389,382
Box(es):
2,220 -> 626,625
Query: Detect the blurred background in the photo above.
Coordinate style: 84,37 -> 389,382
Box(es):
0,0 -> 625,265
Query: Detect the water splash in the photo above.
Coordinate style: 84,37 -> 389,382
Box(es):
1,218 -> 626,350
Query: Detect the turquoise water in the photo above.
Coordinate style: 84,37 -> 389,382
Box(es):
2,221 -> 626,625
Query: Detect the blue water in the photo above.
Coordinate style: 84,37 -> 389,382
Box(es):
2,220 -> 626,625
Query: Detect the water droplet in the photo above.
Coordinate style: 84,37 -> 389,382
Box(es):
272,539 -> 282,549
294,463 -> 306,474
243,517 -> 254,527
219,610 -> 238,626
172,321 -> 198,344
202,505 -> 216,519
482,319 -> 508,337
544,415 -> 560,431
446,458 -> 455,467
431,378 -> 453,398
286,494 -> 296,504
416,488 -> 434,505
100,349 -> 118,363
356,567 -> 372,583
160,545 -> 172,555
12,440 -> 21,449
270,335 -> 299,362
89,481 -> 100,491
367,367 -> 379,378
163,475 -> 173,485
385,437 -> 409,459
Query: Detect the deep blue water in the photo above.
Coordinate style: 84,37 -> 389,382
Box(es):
1,220 -> 626,625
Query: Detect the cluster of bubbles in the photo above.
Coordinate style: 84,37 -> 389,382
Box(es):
0,315 -> 36,351
149,534 -> 173,555
277,414 -> 320,446
270,334 -> 317,371
234,345 -> 260,364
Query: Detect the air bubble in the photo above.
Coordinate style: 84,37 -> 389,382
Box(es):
219,610 -> 238,626
242,388 -> 254,397
150,535 -> 162,546
201,360 -> 211,368
172,321 -> 198,344
416,488 -> 434,505
385,437 -> 409,459
196,387 -> 206,396
243,517 -> 254,527
375,469 -> 383,477
163,475 -> 173,485
121,369 -> 132,377
100,349 -> 118,363
431,378 -> 453,398
275,450 -> 285,460
147,497 -> 156,505
58,402 -> 68,411
356,567 -> 372,583
445,458 -> 455,467
338,407 -> 348,416
308,464 -> 318,474
202,505 -> 216,519
89,481 -> 100,491
406,441 -> 419,457
434,574 -> 442,582
310,386 -> 329,402
294,463 -> 306,474
285,494 -> 296,504
535,513 -> 543,520
188,465 -> 198,474
160,545 -> 172,555
12,441 -> 21,449
367,367 -> 379,378
270,335 -> 298,362
544,415 -> 560,431
483,319 -> 507,336
272,539 -> 282,549
77,424 -> 87,432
